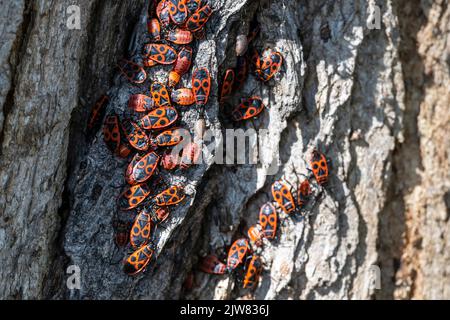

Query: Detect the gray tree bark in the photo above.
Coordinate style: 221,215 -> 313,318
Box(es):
0,0 -> 448,300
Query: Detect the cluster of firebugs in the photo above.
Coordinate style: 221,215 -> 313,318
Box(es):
87,0 -> 330,288
194,14 -> 331,289
88,0 -> 215,276
198,149 -> 330,289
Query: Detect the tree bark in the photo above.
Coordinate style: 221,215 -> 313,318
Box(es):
0,0 -> 448,300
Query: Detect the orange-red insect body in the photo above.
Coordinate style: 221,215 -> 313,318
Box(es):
125,152 -> 160,185
259,202 -> 277,239
123,244 -> 154,275
128,94 -> 154,113
220,69 -> 235,104
186,0 -> 203,15
161,142 -> 200,170
121,119 -> 150,151
168,47 -> 193,87
157,0 -> 171,27
185,4 -> 212,32
297,180 -> 312,208
153,185 -> 186,207
243,255 -> 262,289
171,88 -> 195,106
130,209 -> 153,249
88,95 -> 109,130
199,255 -> 227,275
232,96 -> 265,121
118,59 -> 147,84
226,238 -> 250,272
103,115 -> 131,158
247,224 -> 264,247
255,49 -> 283,82
148,18 -> 161,41
153,128 -> 185,147
118,183 -> 152,211
310,150 -> 329,186
192,67 -> 211,106
138,106 -> 178,130
143,44 -> 177,65
168,0 -> 188,25
166,28 -> 193,44
271,180 -> 296,215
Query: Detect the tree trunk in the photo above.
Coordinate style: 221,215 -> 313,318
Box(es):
0,0 -> 448,300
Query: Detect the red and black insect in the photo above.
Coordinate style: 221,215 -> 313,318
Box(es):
185,4 -> 212,32
255,49 -> 283,82
151,82 -> 172,107
192,67 -> 211,106
234,56 -> 249,90
103,114 -> 121,155
130,209 -> 153,249
153,127 -> 185,148
143,43 -> 177,65
118,144 -> 132,158
259,202 -> 277,239
186,0 -> 203,15
150,206 -> 170,224
148,18 -> 161,41
219,69 -> 235,104
243,255 -> 262,289
157,0 -> 171,27
166,28 -> 193,44
152,184 -> 186,207
171,88 -> 195,106
310,150 -> 329,186
118,183 -> 152,211
103,114 -> 131,158
297,179 -> 312,208
113,219 -> 131,247
125,151 -> 160,185
231,96 -> 265,121
161,141 -> 200,170
123,244 -> 155,275
161,152 -> 180,171
117,59 -> 147,84
121,119 -> 150,151
88,95 -> 109,130
179,141 -> 201,169
271,180 -> 296,215
226,238 -> 250,272
199,254 -> 227,275
128,94 -> 154,112
167,0 -> 188,25
168,46 -> 193,88
138,106 -> 178,130
247,224 -> 264,248
143,57 -> 158,68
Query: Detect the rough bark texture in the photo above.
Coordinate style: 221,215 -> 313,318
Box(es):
0,0 -> 448,300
